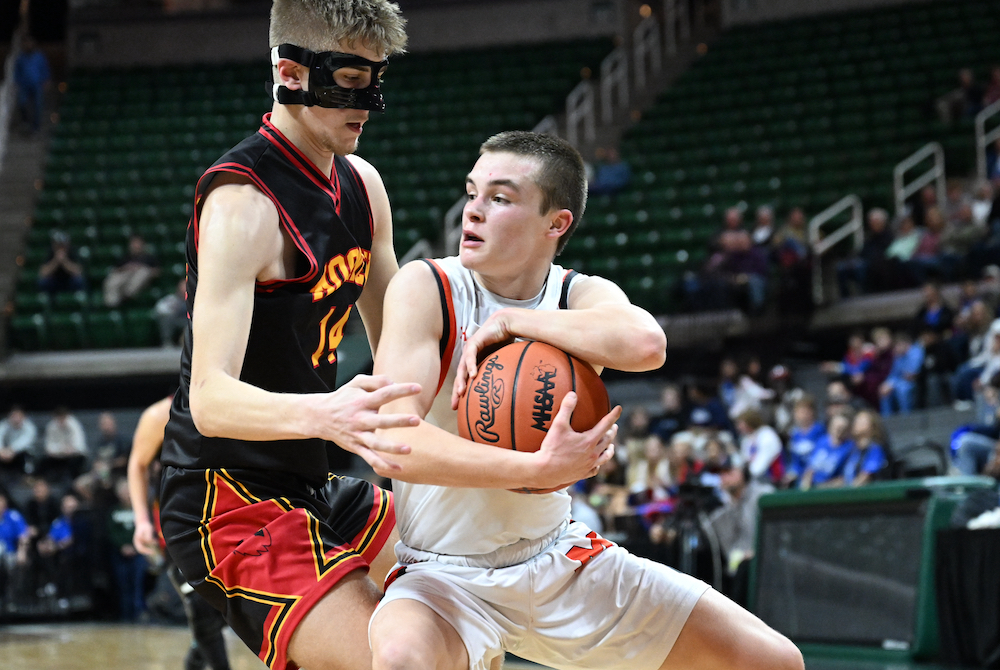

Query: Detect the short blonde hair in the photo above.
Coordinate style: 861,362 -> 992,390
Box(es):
269,0 -> 408,56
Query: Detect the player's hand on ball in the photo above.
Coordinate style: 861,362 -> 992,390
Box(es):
532,392 -> 621,489
451,309 -> 515,410
319,374 -> 421,472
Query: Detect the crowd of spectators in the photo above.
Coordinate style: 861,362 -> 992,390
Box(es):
679,160 -> 1000,316
0,406 -> 150,621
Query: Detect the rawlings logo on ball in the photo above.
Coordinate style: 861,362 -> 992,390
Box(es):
530,363 -> 557,431
473,355 -> 505,443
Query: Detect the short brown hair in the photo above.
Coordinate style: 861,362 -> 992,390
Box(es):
269,0 -> 408,55
479,131 -> 587,255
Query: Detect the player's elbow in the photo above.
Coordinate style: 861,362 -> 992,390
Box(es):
189,386 -> 223,438
632,325 -> 667,370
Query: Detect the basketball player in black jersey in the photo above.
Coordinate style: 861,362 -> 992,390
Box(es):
155,3 -> 613,670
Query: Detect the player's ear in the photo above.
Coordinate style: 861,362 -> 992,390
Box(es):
546,209 -> 573,239
275,59 -> 308,91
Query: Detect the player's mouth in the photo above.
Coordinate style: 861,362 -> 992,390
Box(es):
346,122 -> 364,134
462,231 -> 484,247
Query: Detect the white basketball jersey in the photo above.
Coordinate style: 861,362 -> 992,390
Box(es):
393,256 -> 584,556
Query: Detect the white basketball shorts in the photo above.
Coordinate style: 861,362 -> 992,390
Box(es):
371,520 -> 710,670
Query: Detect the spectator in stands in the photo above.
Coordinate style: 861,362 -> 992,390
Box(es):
37,231 -> 85,296
913,280 -> 955,336
25,478 -> 59,541
906,208 -> 946,283
973,330 -> 1000,421
988,141 -> 1000,182
842,410 -> 889,486
13,36 -> 49,134
649,383 -> 686,442
881,214 -> 922,289
767,364 -> 803,437
772,206 -> 809,263
784,395 -> 824,488
686,382 -> 733,436
821,330 -> 873,397
107,476 -> 146,622
826,379 -> 867,418
102,234 -> 160,308
972,181 -> 995,228
952,304 -> 998,409
985,65 -> 1000,107
734,409 -> 783,485
937,68 -> 984,124
0,491 -> 31,608
723,357 -> 776,421
93,412 -> 130,477
0,405 -> 37,475
942,203 -> 986,276
954,413 -> 1000,477
879,331 -> 925,416
587,146 -> 632,196
709,460 -> 773,588
154,278 -> 187,347
751,205 -> 775,247
40,406 -> 88,482
836,208 -> 893,297
859,327 -> 896,408
627,433 -> 671,505
910,185 -> 939,230
698,229 -> 769,314
799,411 -> 854,490
35,492 -> 84,606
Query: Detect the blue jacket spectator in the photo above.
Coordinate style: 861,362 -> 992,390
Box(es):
0,492 -> 30,555
801,413 -> 854,489
879,331 -> 925,416
841,410 -> 889,487
13,36 -> 50,133
785,396 -> 825,486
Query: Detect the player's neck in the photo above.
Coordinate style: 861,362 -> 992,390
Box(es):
473,263 -> 550,301
269,106 -> 336,178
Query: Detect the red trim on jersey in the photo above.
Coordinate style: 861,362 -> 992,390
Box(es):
566,530 -> 614,571
192,161 -> 320,288
425,260 -> 457,396
383,565 -> 407,591
340,157 -> 375,241
259,114 -> 342,215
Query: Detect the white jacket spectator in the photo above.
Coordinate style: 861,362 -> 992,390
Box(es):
0,406 -> 37,455
44,408 -> 86,457
735,409 -> 783,483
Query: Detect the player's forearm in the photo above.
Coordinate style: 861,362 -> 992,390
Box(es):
126,460 -> 151,527
375,421 -> 541,489
504,306 -> 665,372
189,371 -> 318,441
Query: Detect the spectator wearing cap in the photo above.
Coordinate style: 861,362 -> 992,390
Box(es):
37,231 -> 85,296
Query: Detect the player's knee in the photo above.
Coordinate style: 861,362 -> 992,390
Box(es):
371,636 -> 427,670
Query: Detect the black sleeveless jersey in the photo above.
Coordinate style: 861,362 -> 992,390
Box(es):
160,114 -> 374,486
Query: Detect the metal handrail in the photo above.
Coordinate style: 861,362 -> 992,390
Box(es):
633,16 -> 661,89
893,142 -> 945,218
808,194 -> 864,304
565,80 -> 595,147
600,47 -> 628,124
975,98 -> 1000,181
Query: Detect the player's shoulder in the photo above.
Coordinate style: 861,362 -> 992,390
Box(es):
344,154 -> 384,186
388,258 -> 442,295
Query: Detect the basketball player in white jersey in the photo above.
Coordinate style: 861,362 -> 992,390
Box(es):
367,131 -> 804,670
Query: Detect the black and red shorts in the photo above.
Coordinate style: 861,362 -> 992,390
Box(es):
160,466 -> 394,670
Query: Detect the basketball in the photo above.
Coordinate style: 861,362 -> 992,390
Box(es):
457,340 -> 610,492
